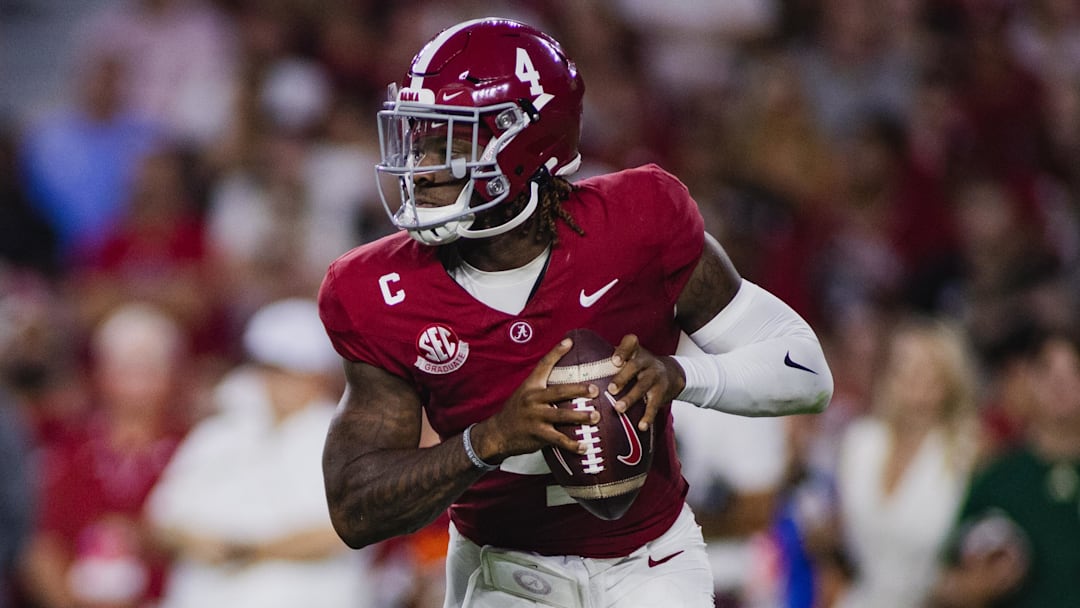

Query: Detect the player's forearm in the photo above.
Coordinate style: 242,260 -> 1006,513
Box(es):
673,335 -> 832,416
673,280 -> 833,416
324,436 -> 485,549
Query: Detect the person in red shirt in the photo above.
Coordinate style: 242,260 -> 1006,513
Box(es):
318,18 -> 834,607
69,148 -> 227,359
20,303 -> 188,608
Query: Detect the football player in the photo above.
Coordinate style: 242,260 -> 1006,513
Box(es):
319,18 -> 833,607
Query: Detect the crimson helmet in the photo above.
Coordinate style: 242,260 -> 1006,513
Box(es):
376,18 -> 585,245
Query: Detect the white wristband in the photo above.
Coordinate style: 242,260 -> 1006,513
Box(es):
463,423 -> 497,472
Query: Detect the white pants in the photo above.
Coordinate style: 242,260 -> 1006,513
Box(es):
444,504 -> 714,608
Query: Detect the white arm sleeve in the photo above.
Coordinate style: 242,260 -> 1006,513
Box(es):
671,280 -> 833,416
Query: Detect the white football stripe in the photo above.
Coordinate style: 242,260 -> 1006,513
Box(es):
548,359 -> 619,384
562,473 -> 648,499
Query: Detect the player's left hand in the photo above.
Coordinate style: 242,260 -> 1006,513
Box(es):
608,334 -> 685,431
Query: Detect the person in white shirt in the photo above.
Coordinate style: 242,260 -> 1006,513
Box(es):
146,298 -> 372,608
830,317 -> 980,608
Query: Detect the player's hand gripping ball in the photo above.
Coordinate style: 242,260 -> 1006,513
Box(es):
543,328 -> 653,520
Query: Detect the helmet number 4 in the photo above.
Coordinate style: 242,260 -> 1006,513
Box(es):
515,48 -> 545,96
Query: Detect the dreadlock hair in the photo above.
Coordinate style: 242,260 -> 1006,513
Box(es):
471,170 -> 584,243
535,173 -> 584,245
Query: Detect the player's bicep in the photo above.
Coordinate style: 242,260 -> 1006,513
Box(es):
675,233 -> 742,333
324,359 -> 424,474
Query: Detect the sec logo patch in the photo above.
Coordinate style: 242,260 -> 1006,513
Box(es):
414,324 -> 469,374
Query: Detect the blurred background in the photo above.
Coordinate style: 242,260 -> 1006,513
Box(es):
1,0 -> 1078,607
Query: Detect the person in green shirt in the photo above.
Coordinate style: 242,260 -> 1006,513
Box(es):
931,330 -> 1080,607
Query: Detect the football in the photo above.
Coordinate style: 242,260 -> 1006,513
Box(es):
543,328 -> 653,520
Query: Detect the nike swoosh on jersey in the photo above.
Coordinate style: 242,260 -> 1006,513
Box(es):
784,352 -> 817,374
579,279 -> 619,308
647,550 -> 684,568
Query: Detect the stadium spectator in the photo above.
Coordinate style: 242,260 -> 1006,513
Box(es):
18,54 -> 164,262
673,394 -> 789,605
145,298 -> 372,608
823,317 -> 980,607
790,0 -> 918,142
946,173 -> 1070,359
19,303 -> 189,608
74,0 -> 240,146
67,147 -> 226,359
932,330 -> 1080,607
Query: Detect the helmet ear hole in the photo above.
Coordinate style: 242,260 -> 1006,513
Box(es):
486,176 -> 508,197
495,107 -> 524,130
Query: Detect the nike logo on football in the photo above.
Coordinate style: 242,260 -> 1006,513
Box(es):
579,279 -> 619,308
648,550 -> 683,568
605,392 -> 643,466
441,90 -> 464,101
784,352 -> 817,374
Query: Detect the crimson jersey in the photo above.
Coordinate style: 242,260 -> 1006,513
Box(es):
319,164 -> 704,557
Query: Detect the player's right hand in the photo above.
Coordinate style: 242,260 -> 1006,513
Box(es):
470,338 -> 599,462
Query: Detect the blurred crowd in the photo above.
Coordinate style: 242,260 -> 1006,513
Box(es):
1,0 -> 1079,607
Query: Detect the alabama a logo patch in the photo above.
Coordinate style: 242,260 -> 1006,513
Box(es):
415,324 -> 469,374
